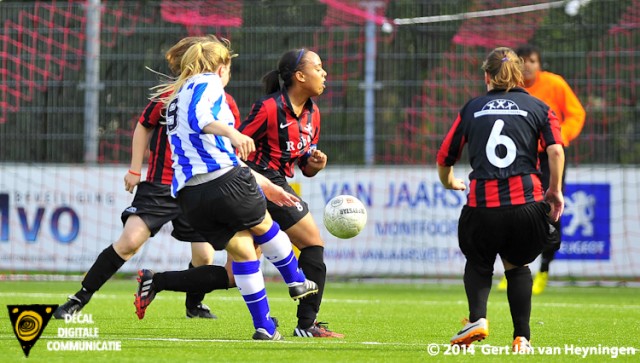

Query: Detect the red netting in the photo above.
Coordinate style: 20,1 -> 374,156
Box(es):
313,0 -> 392,108
609,0 -> 640,34
319,0 -> 389,26
452,1 -> 548,48
576,0 -> 639,163
159,0 -> 243,36
0,0 -> 150,124
383,0 -> 550,164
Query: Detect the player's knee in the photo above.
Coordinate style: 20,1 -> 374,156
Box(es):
291,230 -> 324,249
190,244 -> 214,266
465,261 -> 493,277
113,236 -> 144,259
505,265 -> 531,280
190,254 -> 213,267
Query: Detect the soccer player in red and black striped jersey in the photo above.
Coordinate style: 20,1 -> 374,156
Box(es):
53,36 -> 237,320
238,49 -> 343,338
437,47 -> 564,352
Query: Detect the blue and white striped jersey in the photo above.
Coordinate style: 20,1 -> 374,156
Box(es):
166,73 -> 239,197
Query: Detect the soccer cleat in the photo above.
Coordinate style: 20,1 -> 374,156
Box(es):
288,279 -> 319,300
450,318 -> 489,346
186,303 -> 217,319
497,275 -> 508,291
252,328 -> 284,341
293,321 -> 345,338
134,269 -> 157,320
512,336 -> 533,353
532,271 -> 549,295
53,295 -> 84,319
252,317 -> 283,340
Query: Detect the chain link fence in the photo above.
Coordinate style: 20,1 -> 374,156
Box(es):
1,0 -> 637,164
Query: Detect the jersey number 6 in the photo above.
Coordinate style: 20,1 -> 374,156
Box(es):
486,119 -> 516,168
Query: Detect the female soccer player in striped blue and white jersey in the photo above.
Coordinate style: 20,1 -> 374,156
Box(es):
141,38 -> 318,341
54,35 -> 237,321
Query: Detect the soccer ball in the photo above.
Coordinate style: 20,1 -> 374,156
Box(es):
323,195 -> 367,239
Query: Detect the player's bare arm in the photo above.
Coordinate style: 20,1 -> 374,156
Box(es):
202,122 -> 255,160
239,161 -> 300,207
545,143 -> 565,221
437,164 -> 466,191
125,122 -> 153,193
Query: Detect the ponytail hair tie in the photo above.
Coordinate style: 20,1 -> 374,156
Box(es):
501,57 -> 508,62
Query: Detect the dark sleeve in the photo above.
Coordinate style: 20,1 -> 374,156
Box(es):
225,93 -> 242,128
138,100 -> 163,128
237,99 -> 268,141
539,107 -> 564,149
437,113 -> 466,166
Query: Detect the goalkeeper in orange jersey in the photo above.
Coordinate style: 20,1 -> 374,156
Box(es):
498,44 -> 586,294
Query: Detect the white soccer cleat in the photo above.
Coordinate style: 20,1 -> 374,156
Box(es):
512,336 -> 533,353
450,318 -> 489,346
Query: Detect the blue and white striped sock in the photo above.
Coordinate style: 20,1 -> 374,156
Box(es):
254,221 -> 306,286
232,260 -> 275,335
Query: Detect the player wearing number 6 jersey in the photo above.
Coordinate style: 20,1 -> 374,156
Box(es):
437,47 -> 565,353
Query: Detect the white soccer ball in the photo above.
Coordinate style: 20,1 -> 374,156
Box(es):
323,195 -> 367,239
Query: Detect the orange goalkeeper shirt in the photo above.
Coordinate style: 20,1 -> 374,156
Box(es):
525,71 -> 586,149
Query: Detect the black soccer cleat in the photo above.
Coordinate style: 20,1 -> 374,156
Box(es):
186,303 -> 217,319
293,321 -> 345,338
288,279 -> 319,300
53,295 -> 84,319
252,327 -> 284,341
134,269 -> 157,320
251,317 -> 281,340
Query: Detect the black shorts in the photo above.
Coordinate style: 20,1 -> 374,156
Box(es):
120,181 -> 204,242
246,162 -> 309,231
177,167 -> 266,250
458,201 -> 557,268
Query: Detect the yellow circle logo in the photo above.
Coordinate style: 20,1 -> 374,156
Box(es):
14,310 -> 42,342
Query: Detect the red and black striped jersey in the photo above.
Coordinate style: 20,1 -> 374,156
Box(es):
137,92 -> 240,185
437,88 -> 563,208
238,89 -> 321,178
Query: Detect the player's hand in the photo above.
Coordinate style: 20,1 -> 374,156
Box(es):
124,172 -> 141,193
446,179 -> 467,191
229,131 -> 255,160
306,149 -> 327,170
545,189 -> 564,222
262,182 -> 300,207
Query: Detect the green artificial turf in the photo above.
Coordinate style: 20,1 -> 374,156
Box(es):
1,279 -> 638,362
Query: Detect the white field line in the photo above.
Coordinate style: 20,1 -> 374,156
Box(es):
1,292 -> 639,310
4,335 -> 638,353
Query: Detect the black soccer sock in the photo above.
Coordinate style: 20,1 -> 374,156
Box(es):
296,246 -> 326,329
185,262 -> 207,309
153,265 -> 229,294
463,261 -> 493,322
77,245 -> 126,305
505,266 -> 533,340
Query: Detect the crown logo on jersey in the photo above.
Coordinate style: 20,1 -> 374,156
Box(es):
474,99 -> 528,118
